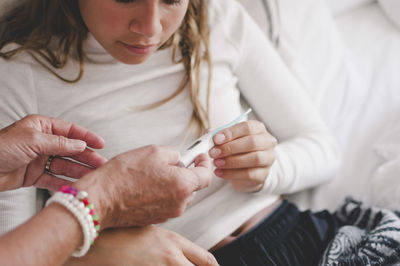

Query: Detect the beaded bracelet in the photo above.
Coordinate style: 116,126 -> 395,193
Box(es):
46,186 -> 100,257
59,186 -> 101,241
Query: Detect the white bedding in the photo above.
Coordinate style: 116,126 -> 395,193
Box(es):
325,0 -> 374,15
307,3 -> 400,211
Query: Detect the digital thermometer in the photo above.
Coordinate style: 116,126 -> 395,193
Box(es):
179,108 -> 252,167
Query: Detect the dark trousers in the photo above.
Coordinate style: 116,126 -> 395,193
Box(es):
212,200 -> 339,266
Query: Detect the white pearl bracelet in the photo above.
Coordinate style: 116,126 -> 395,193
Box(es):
46,192 -> 97,257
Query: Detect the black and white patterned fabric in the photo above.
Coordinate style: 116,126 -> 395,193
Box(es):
320,198 -> 400,266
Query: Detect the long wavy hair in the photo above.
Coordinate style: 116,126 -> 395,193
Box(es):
0,0 -> 212,134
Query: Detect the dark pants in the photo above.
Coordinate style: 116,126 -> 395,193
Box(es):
212,200 -> 339,266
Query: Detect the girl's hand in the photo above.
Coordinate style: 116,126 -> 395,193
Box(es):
209,120 -> 277,192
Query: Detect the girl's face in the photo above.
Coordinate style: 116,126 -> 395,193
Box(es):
79,0 -> 189,64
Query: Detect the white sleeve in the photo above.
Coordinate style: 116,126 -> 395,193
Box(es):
0,55 -> 39,234
221,1 -> 340,195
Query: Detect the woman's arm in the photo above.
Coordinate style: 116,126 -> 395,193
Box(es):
0,148 -> 216,265
0,204 -> 83,266
0,116 -> 217,265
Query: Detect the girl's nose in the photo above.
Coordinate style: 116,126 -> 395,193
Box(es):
129,3 -> 162,38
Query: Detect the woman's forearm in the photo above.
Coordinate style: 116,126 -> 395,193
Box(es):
0,203 -> 82,266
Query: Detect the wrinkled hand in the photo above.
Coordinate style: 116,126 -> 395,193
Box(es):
75,145 -> 212,229
209,120 -> 277,192
0,115 -> 107,192
64,226 -> 218,266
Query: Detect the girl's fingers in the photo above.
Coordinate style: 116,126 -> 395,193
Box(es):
213,150 -> 275,169
214,167 -> 270,183
213,120 -> 267,145
210,134 -> 276,158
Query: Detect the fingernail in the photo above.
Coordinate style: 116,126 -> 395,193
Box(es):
98,136 -> 105,145
214,169 -> 223,177
214,133 -> 225,144
214,159 -> 225,167
72,140 -> 87,150
209,148 -> 221,158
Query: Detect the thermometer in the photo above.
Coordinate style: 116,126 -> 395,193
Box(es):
179,108 -> 252,167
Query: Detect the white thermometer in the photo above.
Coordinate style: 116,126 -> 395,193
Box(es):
179,108 -> 252,167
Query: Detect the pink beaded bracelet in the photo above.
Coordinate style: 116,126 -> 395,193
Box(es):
59,185 -> 101,240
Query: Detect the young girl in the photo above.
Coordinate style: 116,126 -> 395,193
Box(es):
0,0 -> 340,264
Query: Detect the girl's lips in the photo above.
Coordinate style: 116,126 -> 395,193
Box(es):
121,42 -> 157,55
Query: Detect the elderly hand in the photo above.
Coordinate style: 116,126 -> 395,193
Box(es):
64,226 -> 218,266
75,145 -> 212,229
0,115 -> 107,192
209,120 -> 277,192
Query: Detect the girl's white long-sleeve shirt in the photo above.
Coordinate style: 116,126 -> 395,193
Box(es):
0,0 -> 339,249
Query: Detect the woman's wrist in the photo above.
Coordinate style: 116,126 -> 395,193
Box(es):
74,170 -> 112,230
45,202 -> 84,252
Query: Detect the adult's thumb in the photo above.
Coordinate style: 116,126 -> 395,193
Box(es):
189,153 -> 213,190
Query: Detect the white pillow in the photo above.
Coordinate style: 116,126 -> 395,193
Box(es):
277,0 -> 366,141
378,0 -> 400,29
325,0 -> 375,16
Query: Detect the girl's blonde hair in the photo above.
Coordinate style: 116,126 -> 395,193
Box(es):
0,0 -> 212,133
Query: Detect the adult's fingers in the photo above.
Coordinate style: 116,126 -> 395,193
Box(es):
33,172 -> 74,191
156,145 -> 181,165
185,192 -> 197,207
70,148 -> 108,168
174,254 -> 196,266
37,116 -> 105,149
193,153 -> 211,169
181,237 -> 219,266
188,153 -> 212,190
47,156 -> 96,179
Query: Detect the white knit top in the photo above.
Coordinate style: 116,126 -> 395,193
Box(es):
0,0 -> 338,249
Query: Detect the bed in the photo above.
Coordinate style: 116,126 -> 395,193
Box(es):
310,1 -> 400,211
